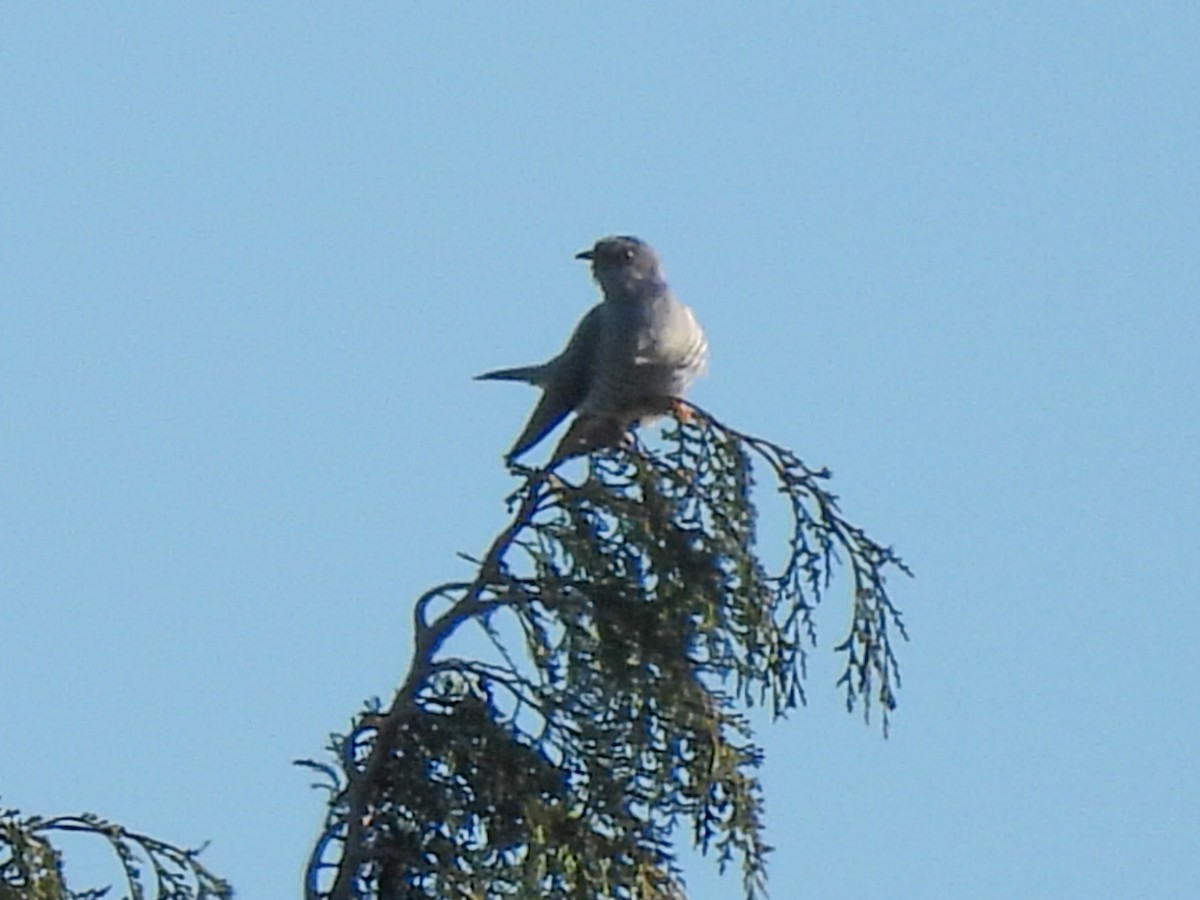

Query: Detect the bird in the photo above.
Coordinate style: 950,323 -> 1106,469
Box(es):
476,235 -> 708,462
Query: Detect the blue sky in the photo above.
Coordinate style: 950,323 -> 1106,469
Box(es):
3,4 -> 1198,898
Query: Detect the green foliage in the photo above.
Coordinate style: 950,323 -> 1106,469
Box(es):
0,806 -> 231,899
303,410 -> 909,899
0,811 -> 65,900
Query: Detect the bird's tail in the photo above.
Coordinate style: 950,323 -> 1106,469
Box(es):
474,364 -> 546,385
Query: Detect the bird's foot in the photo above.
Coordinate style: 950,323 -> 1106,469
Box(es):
670,398 -> 696,424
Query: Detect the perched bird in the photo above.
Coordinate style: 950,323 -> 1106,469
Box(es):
476,235 -> 708,462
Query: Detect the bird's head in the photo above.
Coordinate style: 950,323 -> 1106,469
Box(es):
576,235 -> 664,297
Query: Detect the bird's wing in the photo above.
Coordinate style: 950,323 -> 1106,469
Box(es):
506,304 -> 605,459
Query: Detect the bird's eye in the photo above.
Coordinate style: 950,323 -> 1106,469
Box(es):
623,248 -> 634,260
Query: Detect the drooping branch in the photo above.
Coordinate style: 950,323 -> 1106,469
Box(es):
302,409 -> 910,900
676,403 -> 911,727
0,807 -> 231,899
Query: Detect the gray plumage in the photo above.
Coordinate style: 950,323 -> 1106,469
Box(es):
476,235 -> 708,460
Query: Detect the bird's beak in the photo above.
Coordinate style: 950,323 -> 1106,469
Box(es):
574,249 -> 594,261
